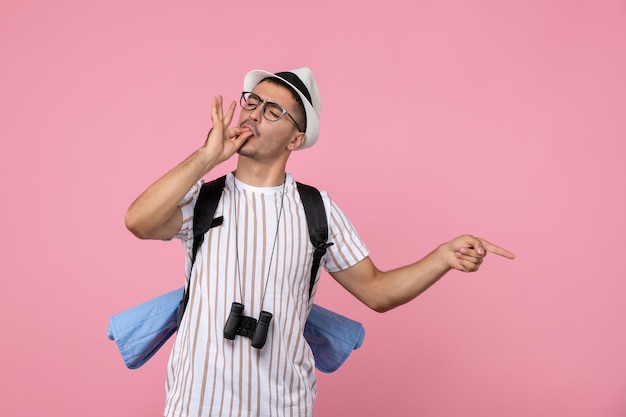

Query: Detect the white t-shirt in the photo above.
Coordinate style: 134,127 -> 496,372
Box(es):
164,173 -> 368,417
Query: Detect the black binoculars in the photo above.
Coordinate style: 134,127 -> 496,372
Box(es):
223,302 -> 273,349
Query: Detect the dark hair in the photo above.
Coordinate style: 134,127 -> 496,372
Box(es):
259,77 -> 307,132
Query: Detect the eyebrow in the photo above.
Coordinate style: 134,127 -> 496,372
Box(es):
250,91 -> 295,112
250,92 -> 278,104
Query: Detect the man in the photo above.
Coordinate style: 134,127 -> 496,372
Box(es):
125,67 -> 515,417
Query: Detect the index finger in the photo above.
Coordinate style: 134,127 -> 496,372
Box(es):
479,238 -> 516,259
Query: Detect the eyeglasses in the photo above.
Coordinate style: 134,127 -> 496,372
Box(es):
240,92 -> 303,132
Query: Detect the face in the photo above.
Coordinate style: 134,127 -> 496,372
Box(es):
237,80 -> 305,161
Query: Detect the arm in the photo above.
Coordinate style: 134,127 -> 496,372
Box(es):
329,235 -> 515,313
124,96 -> 253,240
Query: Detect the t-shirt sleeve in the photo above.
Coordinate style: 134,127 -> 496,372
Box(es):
171,179 -> 204,244
322,193 -> 369,273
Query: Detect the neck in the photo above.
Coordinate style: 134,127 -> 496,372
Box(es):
234,156 -> 288,187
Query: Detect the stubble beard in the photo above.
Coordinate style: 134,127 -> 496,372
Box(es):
236,143 -> 257,159
236,120 -> 261,159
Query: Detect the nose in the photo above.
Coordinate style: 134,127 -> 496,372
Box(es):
247,103 -> 262,122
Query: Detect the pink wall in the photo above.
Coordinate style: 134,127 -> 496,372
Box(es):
2,1 -> 625,416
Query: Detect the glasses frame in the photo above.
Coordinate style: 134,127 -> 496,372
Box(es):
240,91 -> 304,132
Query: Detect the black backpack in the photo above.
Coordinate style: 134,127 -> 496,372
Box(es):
176,175 -> 334,326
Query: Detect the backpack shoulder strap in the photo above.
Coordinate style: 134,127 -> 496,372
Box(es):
296,182 -> 334,299
177,175 -> 226,327
191,175 -> 227,266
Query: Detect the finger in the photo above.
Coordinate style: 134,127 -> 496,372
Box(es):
216,95 -> 224,121
211,97 -> 221,126
454,258 -> 480,273
455,252 -> 483,271
230,130 -> 253,150
223,100 -> 237,127
454,235 -> 485,256
455,251 -> 483,263
479,239 -> 516,259
228,126 -> 252,138
458,247 -> 485,259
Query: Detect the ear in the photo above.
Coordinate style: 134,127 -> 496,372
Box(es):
287,131 -> 306,151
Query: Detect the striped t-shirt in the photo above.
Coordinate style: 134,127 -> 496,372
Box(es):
164,173 -> 369,417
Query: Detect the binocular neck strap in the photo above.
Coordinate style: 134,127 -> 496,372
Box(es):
233,175 -> 286,311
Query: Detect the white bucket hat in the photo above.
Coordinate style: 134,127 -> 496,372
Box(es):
243,67 -> 321,149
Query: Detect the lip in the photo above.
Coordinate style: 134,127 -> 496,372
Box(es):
240,120 -> 259,136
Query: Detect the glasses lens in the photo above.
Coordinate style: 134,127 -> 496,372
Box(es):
241,92 -> 260,110
263,102 -> 285,121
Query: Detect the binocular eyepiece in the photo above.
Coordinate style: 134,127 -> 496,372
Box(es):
223,302 -> 273,349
